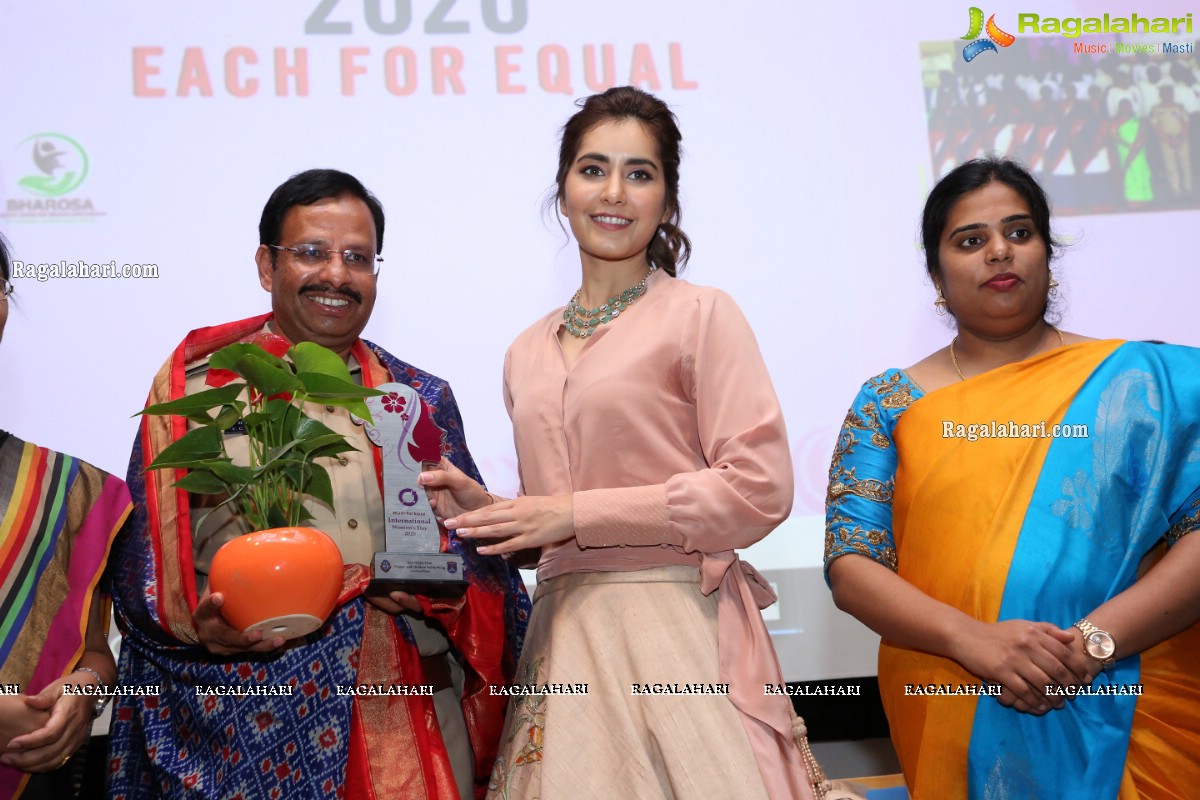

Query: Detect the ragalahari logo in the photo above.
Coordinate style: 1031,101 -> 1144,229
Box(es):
961,7 -> 1016,62
17,132 -> 89,197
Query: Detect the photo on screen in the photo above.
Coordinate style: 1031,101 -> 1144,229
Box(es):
920,32 -> 1200,215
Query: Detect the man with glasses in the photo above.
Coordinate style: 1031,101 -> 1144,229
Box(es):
108,169 -> 528,800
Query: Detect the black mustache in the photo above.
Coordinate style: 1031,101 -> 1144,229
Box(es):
300,284 -> 362,304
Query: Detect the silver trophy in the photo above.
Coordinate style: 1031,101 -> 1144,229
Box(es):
359,383 -> 466,597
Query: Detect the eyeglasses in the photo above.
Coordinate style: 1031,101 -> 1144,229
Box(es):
269,244 -> 382,276
0,279 -> 12,300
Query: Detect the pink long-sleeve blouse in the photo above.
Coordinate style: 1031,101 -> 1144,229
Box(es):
504,268 -> 793,564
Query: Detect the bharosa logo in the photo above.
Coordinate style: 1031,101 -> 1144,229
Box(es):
16,132 -> 89,197
961,7 -> 1016,62
2,131 -> 104,222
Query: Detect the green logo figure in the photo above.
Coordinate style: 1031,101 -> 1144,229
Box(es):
17,133 -> 89,197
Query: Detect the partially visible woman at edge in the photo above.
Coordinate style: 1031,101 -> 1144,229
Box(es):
0,234 -> 133,799
420,87 -> 828,799
824,157 -> 1200,799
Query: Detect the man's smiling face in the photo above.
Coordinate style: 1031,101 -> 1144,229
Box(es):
256,194 -> 378,357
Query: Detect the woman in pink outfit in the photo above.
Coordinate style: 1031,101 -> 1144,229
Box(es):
423,87 -> 821,800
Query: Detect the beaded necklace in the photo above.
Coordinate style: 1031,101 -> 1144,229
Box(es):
562,269 -> 654,338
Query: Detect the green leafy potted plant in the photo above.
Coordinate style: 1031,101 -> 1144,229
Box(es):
138,332 -> 385,638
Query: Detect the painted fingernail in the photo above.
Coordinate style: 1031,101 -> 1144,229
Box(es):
444,519 -> 458,528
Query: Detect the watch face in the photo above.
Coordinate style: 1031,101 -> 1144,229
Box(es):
1085,630 -> 1115,660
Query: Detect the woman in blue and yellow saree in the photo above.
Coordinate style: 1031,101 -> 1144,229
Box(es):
824,158 -> 1200,799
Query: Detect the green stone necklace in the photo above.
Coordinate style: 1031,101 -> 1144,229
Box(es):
562,269 -> 654,338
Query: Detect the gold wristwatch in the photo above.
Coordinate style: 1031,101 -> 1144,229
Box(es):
1074,618 -> 1116,670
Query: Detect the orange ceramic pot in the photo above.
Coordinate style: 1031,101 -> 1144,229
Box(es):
208,526 -> 344,640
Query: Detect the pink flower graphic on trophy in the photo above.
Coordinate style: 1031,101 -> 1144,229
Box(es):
358,383 -> 446,471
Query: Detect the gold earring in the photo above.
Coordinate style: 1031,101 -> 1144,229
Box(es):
934,288 -> 949,316
1048,272 -> 1059,298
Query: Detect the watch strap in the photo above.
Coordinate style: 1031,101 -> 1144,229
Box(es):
72,666 -> 111,718
1073,618 -> 1116,668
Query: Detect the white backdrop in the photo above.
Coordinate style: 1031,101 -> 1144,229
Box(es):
3,0 -> 1197,681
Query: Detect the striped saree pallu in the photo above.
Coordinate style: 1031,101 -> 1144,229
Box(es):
0,431 -> 132,800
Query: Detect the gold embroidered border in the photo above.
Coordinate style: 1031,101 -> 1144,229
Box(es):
1166,497 -> 1200,545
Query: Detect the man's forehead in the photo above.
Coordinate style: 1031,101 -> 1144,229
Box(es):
279,195 -> 376,240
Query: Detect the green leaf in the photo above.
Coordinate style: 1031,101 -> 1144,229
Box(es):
172,471 -> 229,495
210,342 -> 285,373
290,341 -> 353,380
266,400 -> 302,441
303,465 -> 335,509
244,411 -> 271,428
146,427 -> 224,469
293,373 -> 382,425
299,434 -> 350,454
263,417 -> 348,463
280,461 -> 335,509
293,418 -> 348,455
308,440 -> 358,460
208,460 -> 257,484
139,384 -> 246,418
213,404 -> 244,431
295,373 -> 384,400
276,458 -> 304,484
208,343 -> 255,372
245,403 -> 299,444
295,416 -> 339,442
266,505 -> 290,529
237,354 -> 302,397
263,441 -> 302,464
341,399 -> 374,425
264,398 -> 296,421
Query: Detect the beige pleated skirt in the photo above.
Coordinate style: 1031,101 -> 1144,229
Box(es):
486,565 -> 769,800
